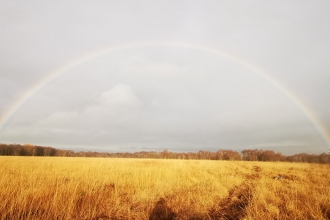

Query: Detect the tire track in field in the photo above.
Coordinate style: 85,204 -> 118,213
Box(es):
208,166 -> 261,220
148,166 -> 262,220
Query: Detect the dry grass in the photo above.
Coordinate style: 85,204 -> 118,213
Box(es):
0,156 -> 329,220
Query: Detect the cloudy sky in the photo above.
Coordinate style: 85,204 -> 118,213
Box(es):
0,1 -> 329,155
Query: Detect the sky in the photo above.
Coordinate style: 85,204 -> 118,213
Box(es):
0,0 -> 330,155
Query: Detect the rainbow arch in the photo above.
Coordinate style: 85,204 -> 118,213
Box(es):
0,41 -> 329,149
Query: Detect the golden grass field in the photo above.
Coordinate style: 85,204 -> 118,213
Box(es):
1,156 -> 329,220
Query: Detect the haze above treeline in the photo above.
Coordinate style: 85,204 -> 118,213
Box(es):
1,143 -> 329,164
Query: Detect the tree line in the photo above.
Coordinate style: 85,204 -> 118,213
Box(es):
0,143 -> 329,164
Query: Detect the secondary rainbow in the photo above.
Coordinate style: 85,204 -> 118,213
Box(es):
1,41 -> 329,149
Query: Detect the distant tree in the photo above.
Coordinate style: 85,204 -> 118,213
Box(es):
241,149 -> 258,161
35,146 -> 45,156
260,150 -> 276,161
318,153 -> 330,164
160,149 -> 169,159
221,150 -> 241,160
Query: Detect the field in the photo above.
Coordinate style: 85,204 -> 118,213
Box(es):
1,157 -> 329,220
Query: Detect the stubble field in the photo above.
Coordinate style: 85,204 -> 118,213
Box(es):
1,156 -> 329,220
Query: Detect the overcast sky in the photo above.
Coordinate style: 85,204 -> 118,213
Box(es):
0,1 -> 329,155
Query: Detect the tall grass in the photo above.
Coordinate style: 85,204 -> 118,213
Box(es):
0,156 -> 329,219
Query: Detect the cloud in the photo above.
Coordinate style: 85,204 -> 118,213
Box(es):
98,84 -> 140,107
37,111 -> 79,127
37,84 -> 142,131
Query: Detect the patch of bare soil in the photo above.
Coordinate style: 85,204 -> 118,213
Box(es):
208,166 -> 261,220
208,182 -> 252,220
321,204 -> 330,220
149,198 -> 177,220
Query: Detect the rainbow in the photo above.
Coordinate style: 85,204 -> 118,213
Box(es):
0,41 -> 329,149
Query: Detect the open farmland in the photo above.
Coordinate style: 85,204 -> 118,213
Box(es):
1,157 -> 330,220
